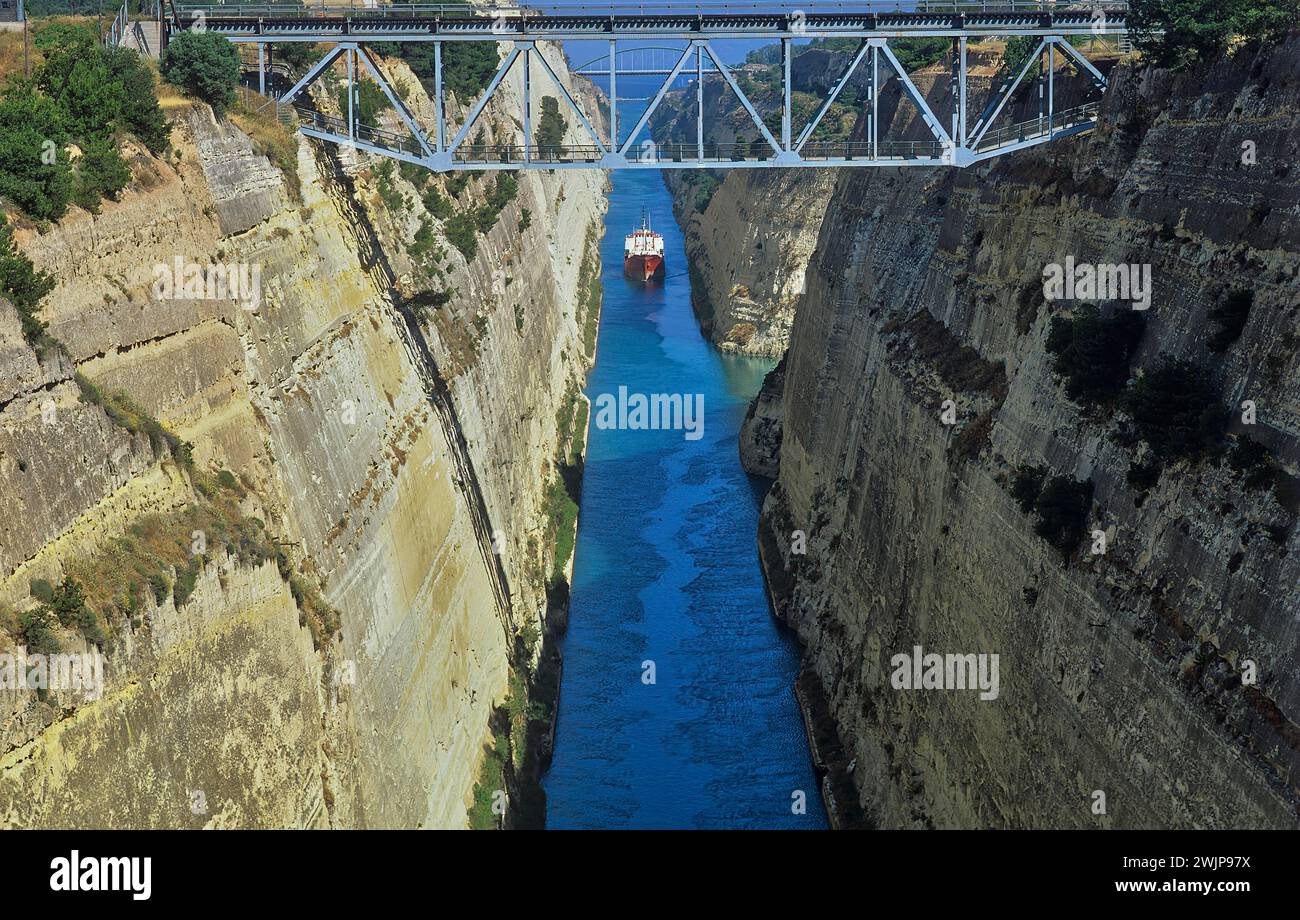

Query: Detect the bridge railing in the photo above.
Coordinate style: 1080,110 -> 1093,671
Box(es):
295,108 -> 427,155
290,105 -> 955,164
173,1 -> 1127,18
105,0 -> 131,47
974,100 -> 1099,151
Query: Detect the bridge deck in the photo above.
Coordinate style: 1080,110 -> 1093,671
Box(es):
175,1 -> 1131,40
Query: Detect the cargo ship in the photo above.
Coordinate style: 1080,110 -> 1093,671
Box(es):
624,210 -> 665,282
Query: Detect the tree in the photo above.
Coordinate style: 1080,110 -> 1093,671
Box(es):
535,96 -> 567,159
18,608 -> 60,657
1045,307 -> 1146,405
1033,476 -> 1094,557
161,30 -> 241,116
0,82 -> 73,221
1120,357 -> 1224,461
107,48 -> 171,154
74,134 -> 132,212
1130,0 -> 1298,70
38,28 -> 105,130
0,218 -> 57,349
272,42 -> 323,74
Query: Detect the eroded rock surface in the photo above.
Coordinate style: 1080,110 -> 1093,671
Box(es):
760,39 -> 1300,828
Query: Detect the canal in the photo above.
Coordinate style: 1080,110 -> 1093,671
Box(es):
542,152 -> 826,829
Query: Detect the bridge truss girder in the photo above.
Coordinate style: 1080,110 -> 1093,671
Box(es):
252,31 -> 1111,173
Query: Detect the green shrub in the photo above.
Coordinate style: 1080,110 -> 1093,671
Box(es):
0,218 -> 57,352
161,30 -> 241,116
0,25 -> 167,221
474,173 -> 518,233
445,212 -> 478,260
106,47 -> 171,154
29,579 -> 55,604
0,83 -> 74,221
148,571 -> 171,604
39,32 -> 169,154
73,133 -> 132,213
543,475 -> 578,587
1120,357 -> 1224,462
891,38 -> 950,72
1045,307 -> 1146,405
534,96 -> 567,158
49,577 -> 86,627
682,172 -> 721,212
1010,465 -> 1047,514
1206,289 -> 1251,352
1003,35 -> 1043,77
337,79 -> 388,127
271,42 -> 323,74
46,578 -> 106,646
467,727 -> 509,829
1227,436 -> 1276,490
18,608 -> 60,656
441,42 -> 502,104
174,561 -> 200,606
445,171 -> 470,198
1127,460 -> 1161,492
518,207 -> 531,232
1032,476 -> 1094,557
409,216 -> 439,264
423,185 -> 453,220
32,22 -> 97,51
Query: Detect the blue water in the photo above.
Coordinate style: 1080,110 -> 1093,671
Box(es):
542,161 -> 826,829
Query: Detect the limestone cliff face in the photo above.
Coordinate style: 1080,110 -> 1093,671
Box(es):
757,39 -> 1300,828
739,354 -> 785,478
667,169 -> 834,357
0,44 -> 605,828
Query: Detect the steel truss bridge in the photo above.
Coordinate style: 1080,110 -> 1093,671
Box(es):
166,2 -> 1131,172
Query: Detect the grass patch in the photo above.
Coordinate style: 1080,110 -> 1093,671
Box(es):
542,475 -> 578,589
467,727 -> 509,829
6,466 -> 340,655
230,95 -> 301,202
74,372 -> 193,469
575,221 -> 602,361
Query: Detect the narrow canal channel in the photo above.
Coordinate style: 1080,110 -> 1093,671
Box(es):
542,156 -> 826,829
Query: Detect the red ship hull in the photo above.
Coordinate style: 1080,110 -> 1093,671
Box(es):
624,253 -> 665,282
